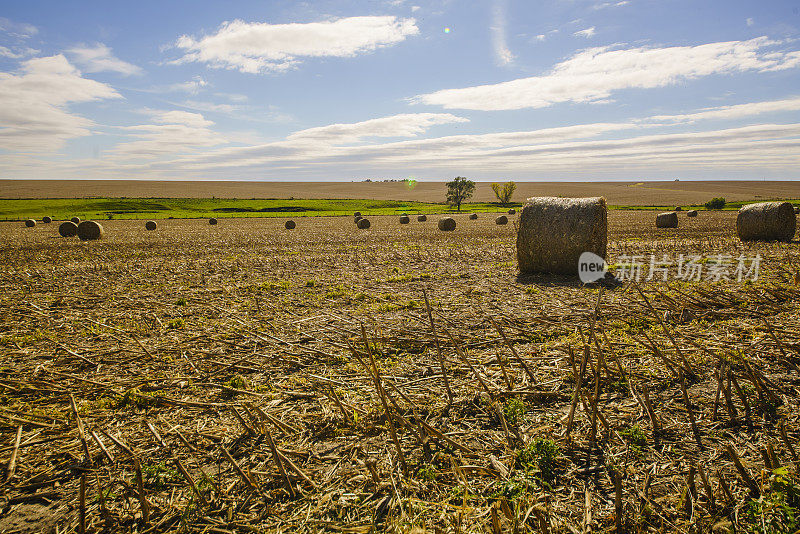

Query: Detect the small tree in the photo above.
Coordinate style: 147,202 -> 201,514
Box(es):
704,197 -> 726,210
445,176 -> 475,212
491,181 -> 517,206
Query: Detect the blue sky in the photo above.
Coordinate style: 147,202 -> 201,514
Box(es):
1,0 -> 799,181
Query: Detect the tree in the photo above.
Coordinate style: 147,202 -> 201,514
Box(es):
445,176 -> 475,212
491,181 -> 517,205
704,197 -> 726,210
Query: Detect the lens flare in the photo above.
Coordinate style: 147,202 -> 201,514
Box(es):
444,27 -> 451,33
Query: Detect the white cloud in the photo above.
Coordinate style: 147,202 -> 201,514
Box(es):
0,54 -> 120,151
0,46 -> 39,59
747,18 -> 754,26
413,37 -> 800,111
411,6 -> 421,12
534,34 -> 546,42
287,113 -> 468,144
171,16 -> 419,74
110,110 -> 227,158
593,1 -> 628,9
66,43 -> 142,76
574,27 -> 596,38
0,17 -> 38,39
491,0 -> 515,66
645,96 -> 800,123
166,76 -> 208,94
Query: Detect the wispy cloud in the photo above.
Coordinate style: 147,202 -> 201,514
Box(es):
0,17 -> 38,39
644,96 -> 800,124
66,43 -> 142,76
574,27 -> 596,38
491,0 -> 515,66
110,110 -> 228,158
170,16 -> 420,74
747,18 -> 754,26
0,46 -> 39,59
166,76 -> 208,94
412,37 -> 800,111
0,55 -> 120,152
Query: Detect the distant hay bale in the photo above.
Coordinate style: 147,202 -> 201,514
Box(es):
795,207 -> 799,214
145,220 -> 157,231
354,215 -> 362,225
517,196 -> 607,275
438,217 -> 456,231
656,212 -> 678,228
357,218 -> 371,229
508,209 -> 516,215
469,213 -> 478,220
71,217 -> 81,225
675,206 -> 682,211
417,215 -> 427,222
209,218 -> 218,225
58,221 -> 78,237
25,219 -> 36,228
687,210 -> 698,217
399,216 -> 410,224
354,212 -> 361,217
736,201 -> 796,242
42,216 -> 52,224
285,220 -> 296,230
495,215 -> 508,225
77,221 -> 104,241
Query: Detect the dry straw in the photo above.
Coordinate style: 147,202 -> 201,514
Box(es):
357,218 -> 371,229
656,212 -> 678,228
209,218 -> 218,225
417,215 -> 427,222
42,216 -> 52,224
24,219 -> 36,228
438,217 -> 456,231
145,221 -> 157,231
285,220 -> 296,230
495,215 -> 508,225
469,213 -> 478,220
59,221 -> 78,237
71,217 -> 81,225
517,196 -> 607,275
736,201 -> 796,242
687,210 -> 698,217
77,221 -> 104,241
399,216 -> 410,224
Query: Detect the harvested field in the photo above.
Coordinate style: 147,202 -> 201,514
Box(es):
0,211 -> 798,533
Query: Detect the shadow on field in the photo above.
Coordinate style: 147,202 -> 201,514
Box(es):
515,272 -> 623,289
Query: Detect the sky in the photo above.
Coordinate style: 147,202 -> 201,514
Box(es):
1,0 -> 800,182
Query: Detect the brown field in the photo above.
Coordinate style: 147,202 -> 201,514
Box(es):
2,179 -> 800,205
1,211 -> 799,533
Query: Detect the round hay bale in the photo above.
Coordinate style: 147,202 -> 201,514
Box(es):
675,206 -> 682,212
24,219 -> 36,228
354,212 -> 362,217
209,218 -> 218,225
417,214 -> 427,222
687,210 -> 698,217
77,221 -> 104,241
354,215 -> 362,223
495,215 -> 508,225
71,216 -> 81,225
517,196 -> 607,275
438,217 -> 456,231
145,220 -> 157,231
508,209 -> 516,215
469,213 -> 478,220
399,216 -> 410,224
42,216 -> 52,224
58,221 -> 78,237
357,218 -> 371,229
736,201 -> 796,242
285,220 -> 296,230
655,212 -> 678,228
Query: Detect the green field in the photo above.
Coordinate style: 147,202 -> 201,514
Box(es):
1,197 -> 798,221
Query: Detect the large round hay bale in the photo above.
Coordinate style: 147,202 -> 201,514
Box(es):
285,220 -> 296,230
145,220 -> 157,231
417,214 -> 427,222
675,206 -> 682,212
687,210 -> 698,217
59,221 -> 78,237
736,201 -> 796,242
655,212 -> 678,228
42,216 -> 52,224
77,221 -> 104,241
517,197 -> 607,275
508,209 -> 516,215
24,219 -> 36,228
354,212 -> 362,217
496,215 -> 508,225
469,213 -> 478,220
399,216 -> 410,224
357,218 -> 371,229
209,218 -> 218,225
438,217 -> 456,231
71,216 -> 81,225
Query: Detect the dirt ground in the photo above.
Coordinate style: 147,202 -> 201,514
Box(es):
2,179 -> 800,206
0,211 -> 798,533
